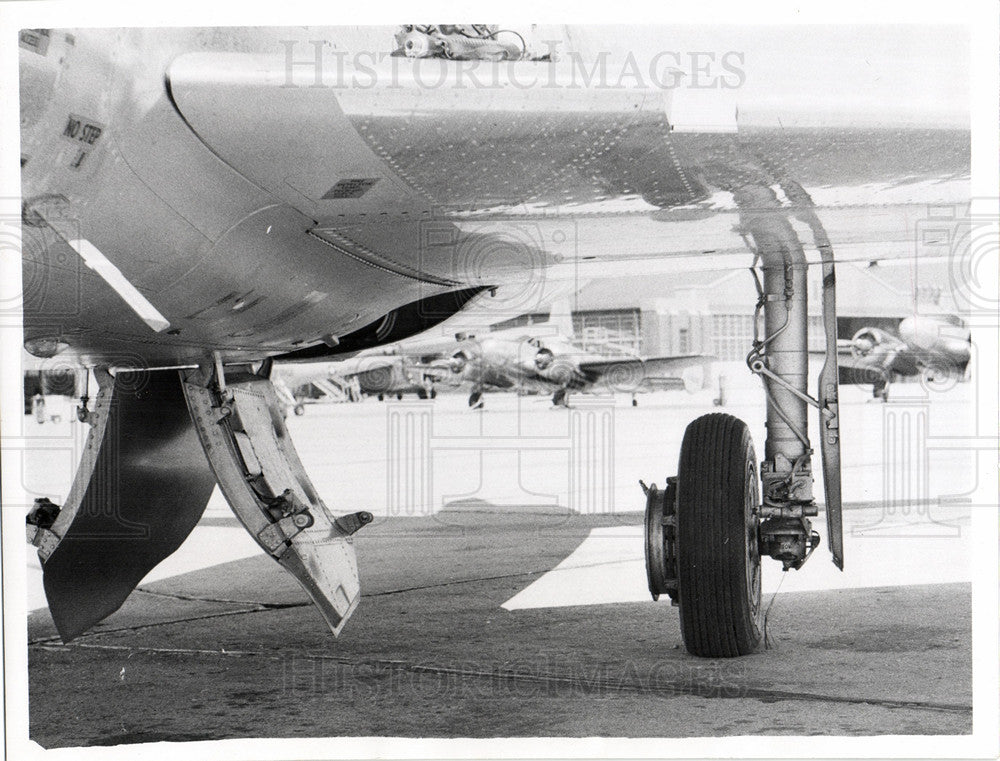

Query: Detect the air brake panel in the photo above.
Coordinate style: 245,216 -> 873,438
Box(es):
29,369 -> 217,642
181,371 -> 366,634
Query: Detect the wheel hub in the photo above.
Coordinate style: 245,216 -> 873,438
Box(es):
744,460 -> 762,619
643,478 -> 678,604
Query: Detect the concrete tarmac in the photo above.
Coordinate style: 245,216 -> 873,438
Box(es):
24,378 -> 977,746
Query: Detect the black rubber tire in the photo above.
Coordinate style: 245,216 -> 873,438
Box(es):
676,413 -> 763,657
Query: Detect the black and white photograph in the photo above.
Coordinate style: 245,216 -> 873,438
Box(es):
1,2 -> 998,759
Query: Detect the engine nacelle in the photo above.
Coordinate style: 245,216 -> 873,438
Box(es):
534,347 -> 554,371
849,327 -> 896,358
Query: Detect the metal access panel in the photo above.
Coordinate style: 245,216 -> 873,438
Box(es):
181,372 -> 361,634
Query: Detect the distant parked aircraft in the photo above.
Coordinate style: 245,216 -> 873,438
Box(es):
444,332 -> 714,408
837,314 -> 971,400
276,351 -> 447,408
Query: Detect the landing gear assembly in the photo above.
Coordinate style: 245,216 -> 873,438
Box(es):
643,182 -> 843,658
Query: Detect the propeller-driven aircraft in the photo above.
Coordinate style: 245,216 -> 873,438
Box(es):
445,332 -> 712,408
838,314 -> 972,400
18,24 -> 969,657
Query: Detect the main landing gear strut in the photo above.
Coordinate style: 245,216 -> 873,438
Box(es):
643,182 -> 843,657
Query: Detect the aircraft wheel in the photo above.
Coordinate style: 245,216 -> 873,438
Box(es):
430,389 -> 437,399
552,388 -> 568,407
293,404 -> 305,416
676,413 -> 763,657
396,393 -> 403,401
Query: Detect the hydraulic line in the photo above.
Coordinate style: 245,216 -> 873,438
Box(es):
734,184 -> 810,465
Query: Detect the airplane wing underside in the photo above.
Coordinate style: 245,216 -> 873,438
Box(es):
20,37 -> 970,372
167,52 -> 970,288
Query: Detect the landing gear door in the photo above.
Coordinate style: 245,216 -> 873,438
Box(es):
819,271 -> 844,570
182,371 -> 363,634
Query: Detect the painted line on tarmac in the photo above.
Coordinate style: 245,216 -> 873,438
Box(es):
503,514 -> 971,611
